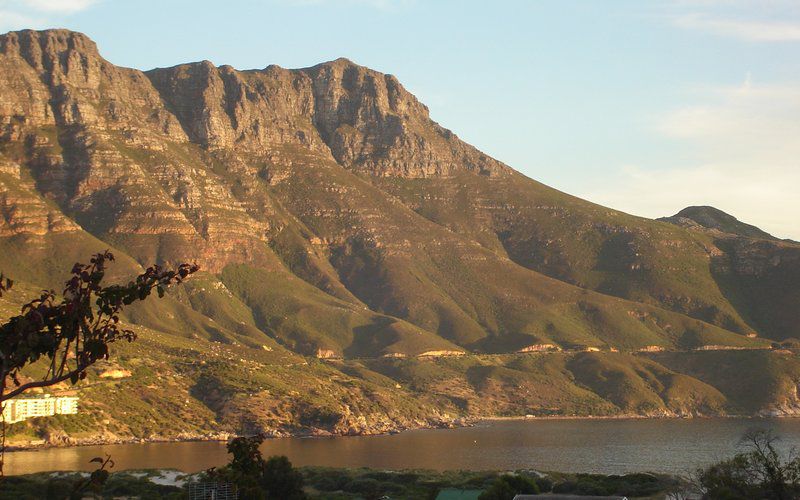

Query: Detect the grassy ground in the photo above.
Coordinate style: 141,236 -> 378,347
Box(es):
0,466 -> 682,499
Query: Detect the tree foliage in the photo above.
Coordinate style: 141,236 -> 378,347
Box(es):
208,434 -> 306,499
698,429 -> 800,500
0,251 -> 198,402
478,474 -> 539,500
69,454 -> 115,498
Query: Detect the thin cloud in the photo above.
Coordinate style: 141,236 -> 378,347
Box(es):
0,0 -> 98,32
0,8 -> 44,31
273,0 -> 412,10
582,78 -> 800,240
583,163 -> 800,240
674,13 -> 800,41
22,0 -> 98,13
658,80 -> 800,163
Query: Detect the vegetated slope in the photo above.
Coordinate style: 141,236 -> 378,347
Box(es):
6,327 -> 800,448
0,29 -> 773,356
661,207 -> 800,341
1,29 -> 799,443
648,350 -> 800,415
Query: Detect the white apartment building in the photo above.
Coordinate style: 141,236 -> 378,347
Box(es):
2,394 -> 79,424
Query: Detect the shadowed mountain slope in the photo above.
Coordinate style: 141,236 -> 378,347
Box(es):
660,206 -> 800,341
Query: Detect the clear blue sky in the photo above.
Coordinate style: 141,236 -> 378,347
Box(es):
2,0 -> 799,238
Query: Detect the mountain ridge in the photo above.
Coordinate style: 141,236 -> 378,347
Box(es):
660,205 -> 778,241
2,29 -> 800,444
3,28 -> 798,350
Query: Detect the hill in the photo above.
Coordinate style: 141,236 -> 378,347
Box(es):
659,206 -> 777,240
660,206 -> 800,341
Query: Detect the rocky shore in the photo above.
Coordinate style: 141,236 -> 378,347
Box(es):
10,408 -> 800,452
5,416 -> 470,451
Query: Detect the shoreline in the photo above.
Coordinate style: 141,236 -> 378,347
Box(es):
6,412 -> 799,452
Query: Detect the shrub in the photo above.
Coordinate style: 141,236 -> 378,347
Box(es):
345,477 -> 381,496
262,455 -> 306,500
479,474 -> 539,500
212,435 -> 306,499
534,475 -> 553,492
697,429 -> 800,500
306,470 -> 351,492
553,480 -> 577,493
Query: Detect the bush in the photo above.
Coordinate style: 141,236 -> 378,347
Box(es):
534,475 -> 553,492
553,473 -> 664,497
346,477 -> 381,494
478,479 -> 516,500
697,429 -> 800,500
611,472 -> 663,496
262,455 -> 306,500
479,474 -> 539,500
396,471 -> 420,483
345,477 -> 405,497
212,435 -> 306,500
553,480 -> 577,494
44,478 -> 75,499
306,470 -> 351,492
363,470 -> 394,481
574,479 -> 611,496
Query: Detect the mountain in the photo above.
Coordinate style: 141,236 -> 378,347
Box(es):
659,206 -> 778,240
2,29 -> 800,445
660,206 -> 800,342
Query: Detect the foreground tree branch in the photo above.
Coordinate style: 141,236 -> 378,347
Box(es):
0,251 -> 198,403
0,251 -> 198,477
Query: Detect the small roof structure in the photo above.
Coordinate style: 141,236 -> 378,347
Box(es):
513,496 -> 628,500
436,488 -> 484,500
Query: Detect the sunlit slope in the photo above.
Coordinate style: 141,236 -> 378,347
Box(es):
0,28 -> 793,363
8,341 -> 800,446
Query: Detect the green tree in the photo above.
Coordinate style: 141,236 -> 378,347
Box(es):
212,434 -> 306,499
697,429 -> 800,500
262,456 -> 306,499
479,474 -> 539,500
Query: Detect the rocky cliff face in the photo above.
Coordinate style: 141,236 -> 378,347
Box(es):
146,54 -> 505,179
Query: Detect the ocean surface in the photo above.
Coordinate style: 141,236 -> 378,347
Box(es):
7,418 -> 800,476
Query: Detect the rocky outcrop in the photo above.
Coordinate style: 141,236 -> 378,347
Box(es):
304,58 -> 507,178
98,368 -> 132,379
0,30 -> 279,272
0,173 -> 79,236
417,350 -> 465,357
146,62 -> 327,153
145,56 -> 509,179
718,237 -> 799,277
